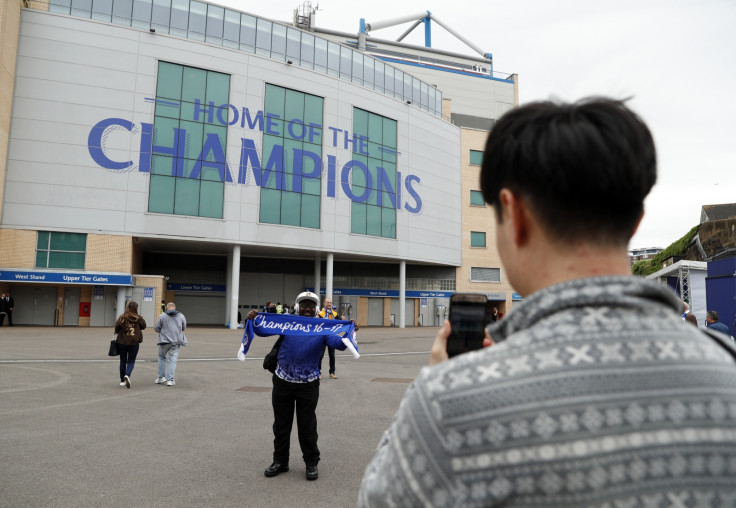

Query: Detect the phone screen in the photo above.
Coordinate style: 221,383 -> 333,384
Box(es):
447,294 -> 488,358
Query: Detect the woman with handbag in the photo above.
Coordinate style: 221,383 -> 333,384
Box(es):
114,301 -> 146,388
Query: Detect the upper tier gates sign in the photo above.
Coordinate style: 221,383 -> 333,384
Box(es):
88,99 -> 423,213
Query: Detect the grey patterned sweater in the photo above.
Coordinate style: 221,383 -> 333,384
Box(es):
358,276 -> 736,507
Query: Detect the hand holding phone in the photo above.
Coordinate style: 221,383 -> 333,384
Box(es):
446,293 -> 488,358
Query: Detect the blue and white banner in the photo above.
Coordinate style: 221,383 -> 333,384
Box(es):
240,313 -> 358,358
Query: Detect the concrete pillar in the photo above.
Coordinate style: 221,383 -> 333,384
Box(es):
326,253 -> 334,301
116,286 -> 127,319
314,256 -> 321,299
229,245 -> 241,329
399,260 -> 406,328
225,249 -> 233,326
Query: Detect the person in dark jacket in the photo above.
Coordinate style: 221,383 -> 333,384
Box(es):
114,301 -> 146,388
706,310 -> 731,337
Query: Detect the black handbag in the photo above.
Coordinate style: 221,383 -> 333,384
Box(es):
263,335 -> 284,373
108,338 -> 119,357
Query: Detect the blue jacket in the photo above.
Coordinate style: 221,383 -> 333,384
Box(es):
275,332 -> 346,382
707,321 -> 731,337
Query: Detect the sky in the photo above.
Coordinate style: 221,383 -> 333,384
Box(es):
212,0 -> 735,250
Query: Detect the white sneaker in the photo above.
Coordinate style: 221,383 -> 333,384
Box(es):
120,381 -> 126,387
166,380 -> 175,386
155,377 -> 166,384
124,375 -> 131,388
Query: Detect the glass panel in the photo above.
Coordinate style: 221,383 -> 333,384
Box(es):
382,118 -> 397,149
304,95 -> 322,125
169,0 -> 189,36
156,62 -> 183,101
302,177 -> 320,196
420,82 -> 428,110
301,194 -> 320,229
151,154 -> 175,175
374,60 -> 384,92
240,14 -> 256,51
366,205 -> 381,236
202,124 -> 226,161
179,120 -> 202,159
281,192 -> 301,226
260,188 -> 281,223
351,202 -> 366,234
150,0 -> 170,29
37,231 -> 50,249
385,65 -> 394,95
351,51 -> 363,84
206,71 -> 230,106
327,42 -> 340,77
394,69 -> 403,100
428,86 -> 436,114
188,0 -> 207,40
35,250 -> 48,268
206,5 -> 224,39
152,117 -> 179,148
199,181 -> 223,218
368,113 -> 382,143
222,10 -> 240,48
112,0 -> 133,25
353,108 -> 368,138
404,74 -> 413,101
49,232 -> 86,251
49,0 -> 72,15
131,0 -> 152,28
92,0 -> 113,21
382,208 -> 396,238
471,231 -> 486,247
181,67 -> 206,103
469,150 -> 483,165
470,190 -> 485,206
256,18 -> 272,54
149,175 -> 175,213
264,84 -> 285,118
301,33 -> 315,66
174,178 -> 200,215
286,28 -> 301,61
49,252 -> 85,269
314,37 -> 327,71
71,0 -> 92,17
340,46 -> 352,79
271,23 -> 286,59
284,89 -> 304,122
363,57 -> 374,88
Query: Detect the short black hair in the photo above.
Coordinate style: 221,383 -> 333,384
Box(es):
707,310 -> 720,322
480,97 -> 656,245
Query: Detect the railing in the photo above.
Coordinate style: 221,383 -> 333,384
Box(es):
45,0 -> 444,117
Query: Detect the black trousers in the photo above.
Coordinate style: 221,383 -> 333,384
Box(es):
271,375 -> 320,466
319,346 -> 336,374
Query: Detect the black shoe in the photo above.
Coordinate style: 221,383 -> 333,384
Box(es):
306,464 -> 318,481
264,462 -> 289,477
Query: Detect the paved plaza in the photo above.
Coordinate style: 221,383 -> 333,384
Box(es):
0,324 -> 439,508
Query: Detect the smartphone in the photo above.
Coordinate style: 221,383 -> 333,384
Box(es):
446,293 -> 489,358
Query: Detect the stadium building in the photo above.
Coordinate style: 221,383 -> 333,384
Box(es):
0,0 -> 518,327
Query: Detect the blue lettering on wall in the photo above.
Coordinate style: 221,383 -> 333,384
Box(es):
87,99 -> 425,213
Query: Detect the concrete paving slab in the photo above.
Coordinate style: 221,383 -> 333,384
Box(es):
0,325 -> 439,507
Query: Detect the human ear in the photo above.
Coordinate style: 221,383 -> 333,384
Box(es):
499,189 -> 528,247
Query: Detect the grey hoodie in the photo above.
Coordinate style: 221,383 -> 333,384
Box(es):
154,309 -> 188,346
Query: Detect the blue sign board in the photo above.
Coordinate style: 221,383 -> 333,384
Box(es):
512,292 -> 524,301
143,287 -> 154,301
0,270 -> 132,285
167,283 -> 226,293
308,288 -> 454,298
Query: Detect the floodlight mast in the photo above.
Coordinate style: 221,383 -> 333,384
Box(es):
359,11 -> 492,62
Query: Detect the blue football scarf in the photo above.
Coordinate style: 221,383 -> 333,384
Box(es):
238,313 -> 359,359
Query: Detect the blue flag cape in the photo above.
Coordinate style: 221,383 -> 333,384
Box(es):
240,313 -> 357,356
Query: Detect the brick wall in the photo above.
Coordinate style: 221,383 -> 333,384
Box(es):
86,235 -> 133,272
0,229 -> 36,268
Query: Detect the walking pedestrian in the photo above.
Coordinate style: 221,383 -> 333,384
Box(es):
154,302 -> 187,386
114,301 -> 146,388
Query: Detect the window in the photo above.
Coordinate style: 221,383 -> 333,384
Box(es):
470,190 -> 485,206
470,231 -> 486,247
259,84 -> 323,229
351,108 -> 397,239
471,267 -> 501,283
470,150 -> 483,166
36,232 -> 87,269
148,61 -> 230,218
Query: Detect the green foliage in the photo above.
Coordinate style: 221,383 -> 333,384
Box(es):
631,225 -> 700,276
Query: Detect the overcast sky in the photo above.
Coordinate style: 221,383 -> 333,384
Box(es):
214,0 -> 735,250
